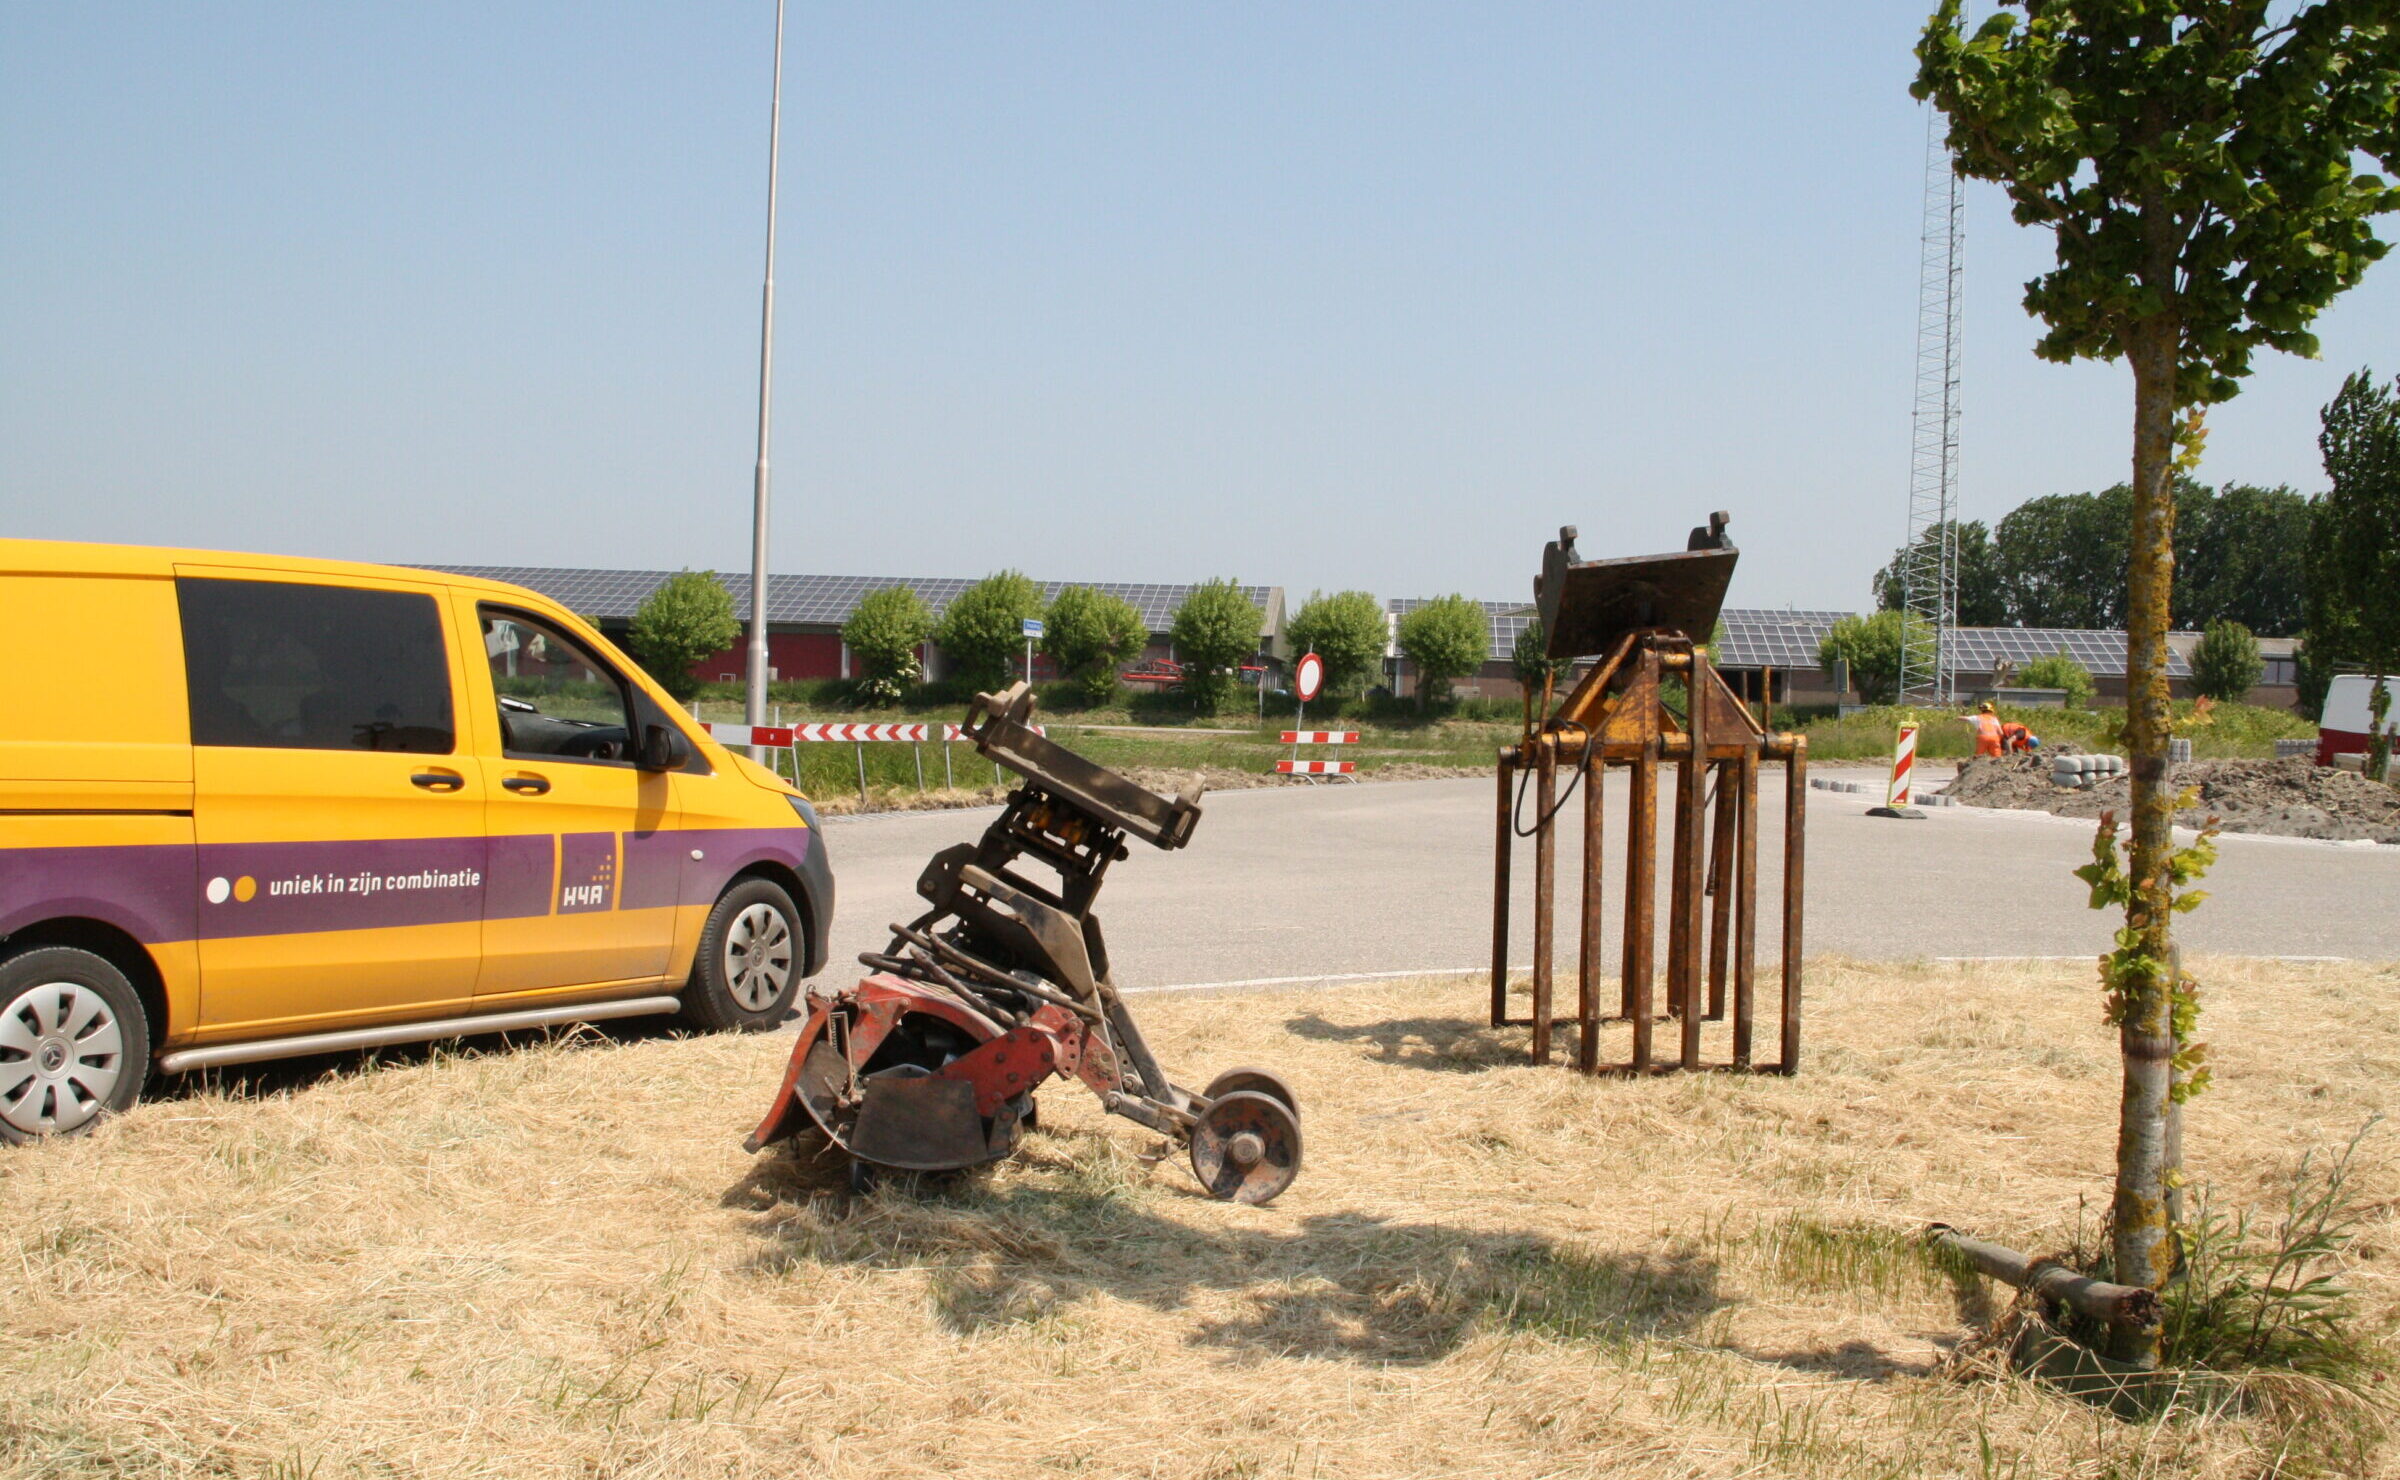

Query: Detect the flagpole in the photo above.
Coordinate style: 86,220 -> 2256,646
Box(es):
743,0 -> 786,759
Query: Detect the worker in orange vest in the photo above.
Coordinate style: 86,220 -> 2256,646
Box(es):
1965,701 -> 2006,758
2000,720 -> 2041,754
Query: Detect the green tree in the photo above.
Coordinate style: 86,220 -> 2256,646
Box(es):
625,570 -> 739,702
1042,585 -> 1148,705
2300,490 -> 2363,718
1396,595 -> 1489,710
2188,619 -> 2264,704
1168,579 -> 1262,717
1873,519 -> 2008,625
1993,488 -> 2136,628
1511,617 -> 1572,698
2019,650 -> 2095,709
841,585 -> 933,707
1284,590 -> 1388,698
934,571 -> 1044,693
2319,370 -> 2400,781
2175,483 -> 2312,635
1817,610 -> 1922,706
1918,0 -> 2400,1365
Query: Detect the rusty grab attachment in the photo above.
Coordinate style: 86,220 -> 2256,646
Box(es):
1492,517 -> 1808,1074
746,682 -> 1303,1203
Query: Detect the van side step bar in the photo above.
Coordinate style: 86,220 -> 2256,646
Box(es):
155,995 -> 684,1075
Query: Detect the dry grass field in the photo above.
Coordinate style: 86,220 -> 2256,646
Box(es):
4,957 -> 2398,1479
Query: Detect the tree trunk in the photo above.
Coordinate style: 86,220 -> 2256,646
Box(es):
2112,317 -> 2183,1369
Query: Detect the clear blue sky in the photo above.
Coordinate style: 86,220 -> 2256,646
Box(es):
5,4 -> 2395,612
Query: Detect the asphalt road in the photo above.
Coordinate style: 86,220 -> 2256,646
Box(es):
813,770 -> 2400,992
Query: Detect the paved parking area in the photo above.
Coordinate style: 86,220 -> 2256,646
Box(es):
815,771 -> 2400,992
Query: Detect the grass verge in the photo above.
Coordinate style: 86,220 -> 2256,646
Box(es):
3,957 -> 2395,1477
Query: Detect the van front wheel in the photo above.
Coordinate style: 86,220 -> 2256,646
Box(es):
683,879 -> 805,1032
0,946 -> 151,1144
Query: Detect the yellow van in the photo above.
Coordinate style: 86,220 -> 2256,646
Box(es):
0,539 -> 832,1140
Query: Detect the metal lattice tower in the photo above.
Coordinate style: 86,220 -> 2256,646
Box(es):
1898,103 -> 1962,706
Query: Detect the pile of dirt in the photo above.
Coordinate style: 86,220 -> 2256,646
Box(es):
1940,753 -> 2400,844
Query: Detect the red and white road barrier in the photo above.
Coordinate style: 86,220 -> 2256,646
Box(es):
1275,727 -> 1357,779
708,721 -> 1042,747
1886,723 -> 1918,807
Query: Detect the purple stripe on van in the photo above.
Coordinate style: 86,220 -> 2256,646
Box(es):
619,829 -> 685,911
486,833 -> 554,921
0,843 -> 197,945
680,825 -> 815,908
193,837 -> 490,938
556,832 -> 615,915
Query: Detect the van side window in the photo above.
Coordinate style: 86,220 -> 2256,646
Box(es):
178,578 -> 456,754
481,608 -> 637,764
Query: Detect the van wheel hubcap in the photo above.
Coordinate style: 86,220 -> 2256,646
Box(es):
723,904 -> 794,1012
0,982 -> 125,1135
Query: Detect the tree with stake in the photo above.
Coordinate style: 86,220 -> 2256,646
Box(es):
2318,369 -> 2400,781
1396,596 -> 1489,711
1285,590 -> 1388,699
626,570 -> 741,703
1042,586 -> 1149,706
1918,1 -> 2400,1367
1168,579 -> 1263,718
841,585 -> 933,707
934,571 -> 1044,693
2189,619 -> 2264,704
1818,610 -> 1926,707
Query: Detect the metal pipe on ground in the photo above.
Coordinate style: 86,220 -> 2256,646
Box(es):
1928,1225 -> 2161,1329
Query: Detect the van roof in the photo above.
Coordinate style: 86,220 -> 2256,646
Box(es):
0,537 -> 548,608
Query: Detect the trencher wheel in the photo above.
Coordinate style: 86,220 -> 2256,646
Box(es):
1188,1090 -> 1301,1205
1204,1066 -> 1300,1123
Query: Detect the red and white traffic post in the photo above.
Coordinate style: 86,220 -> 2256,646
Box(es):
1866,720 -> 1924,819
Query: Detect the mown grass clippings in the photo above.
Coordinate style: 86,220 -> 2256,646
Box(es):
2,958 -> 2397,1477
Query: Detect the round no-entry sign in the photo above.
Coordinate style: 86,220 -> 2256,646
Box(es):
1294,651 -> 1324,703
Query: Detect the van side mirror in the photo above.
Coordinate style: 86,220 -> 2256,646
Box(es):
638,724 -> 690,772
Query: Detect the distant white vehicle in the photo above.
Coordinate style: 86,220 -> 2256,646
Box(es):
2318,674 -> 2396,765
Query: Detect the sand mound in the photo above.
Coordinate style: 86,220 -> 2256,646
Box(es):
1940,753 -> 2400,844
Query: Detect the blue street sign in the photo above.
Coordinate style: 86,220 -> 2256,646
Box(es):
1022,618 -> 1045,637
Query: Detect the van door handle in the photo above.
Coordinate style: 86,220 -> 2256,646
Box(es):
501,775 -> 551,795
410,771 -> 466,792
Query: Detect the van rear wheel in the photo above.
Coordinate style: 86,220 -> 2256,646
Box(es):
683,878 -> 805,1032
0,946 -> 150,1144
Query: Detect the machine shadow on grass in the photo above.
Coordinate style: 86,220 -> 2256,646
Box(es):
723,1125 -> 1726,1364
1280,1007 -> 1528,1074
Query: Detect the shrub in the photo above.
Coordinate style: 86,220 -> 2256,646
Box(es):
1817,610 -> 1921,706
841,586 -> 933,707
1511,617 -> 1571,701
1397,595 -> 1490,709
1169,579 -> 1263,717
934,571 -> 1044,693
1285,590 -> 1388,698
626,570 -> 740,702
2019,650 -> 2097,709
2190,618 -> 2265,704
1043,586 -> 1148,704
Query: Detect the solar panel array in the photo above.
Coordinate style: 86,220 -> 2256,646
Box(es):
1947,626 -> 2190,679
1717,609 -> 1854,669
427,566 -> 1273,635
